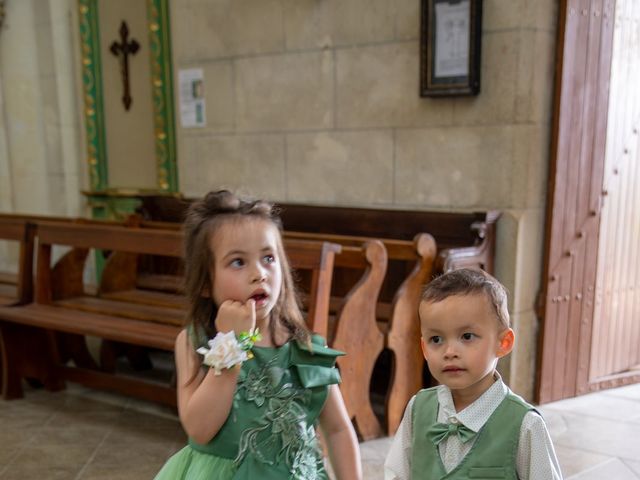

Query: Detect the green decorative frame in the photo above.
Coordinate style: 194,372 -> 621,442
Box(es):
78,0 -> 108,191
78,0 -> 178,194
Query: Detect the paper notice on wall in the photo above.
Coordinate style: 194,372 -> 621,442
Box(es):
179,68 -> 206,128
434,0 -> 470,78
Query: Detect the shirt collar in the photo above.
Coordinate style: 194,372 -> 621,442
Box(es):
436,371 -> 508,432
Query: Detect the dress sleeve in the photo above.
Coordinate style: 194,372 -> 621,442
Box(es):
516,411 -> 564,480
384,396 -> 415,480
290,334 -> 345,388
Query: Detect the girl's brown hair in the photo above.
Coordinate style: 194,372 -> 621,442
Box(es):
183,190 -> 309,346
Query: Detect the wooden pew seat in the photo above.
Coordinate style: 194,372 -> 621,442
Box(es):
0,303 -> 180,350
55,296 -> 185,327
0,220 -> 343,410
100,289 -> 185,309
0,283 -> 18,306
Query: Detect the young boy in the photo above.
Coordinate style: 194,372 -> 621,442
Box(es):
384,268 -> 562,479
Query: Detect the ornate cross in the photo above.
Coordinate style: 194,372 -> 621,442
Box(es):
110,21 -> 140,111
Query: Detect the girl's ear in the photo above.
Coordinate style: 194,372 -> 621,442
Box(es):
200,283 -> 211,298
497,328 -> 515,358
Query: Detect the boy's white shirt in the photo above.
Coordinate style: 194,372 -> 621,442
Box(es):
384,373 -> 563,480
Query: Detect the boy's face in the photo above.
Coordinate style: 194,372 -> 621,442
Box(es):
419,293 -> 514,404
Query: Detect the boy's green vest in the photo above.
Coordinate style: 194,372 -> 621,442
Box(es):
410,387 -> 533,479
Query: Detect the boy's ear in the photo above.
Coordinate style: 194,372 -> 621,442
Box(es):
420,337 -> 429,361
497,328 -> 515,358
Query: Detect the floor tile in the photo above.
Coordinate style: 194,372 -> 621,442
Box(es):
553,445 -> 614,478
541,390 -> 640,423
550,411 -> 640,461
567,458 -> 640,480
2,381 -> 639,479
625,459 -> 640,477
602,383 -> 640,402
0,465 -> 82,480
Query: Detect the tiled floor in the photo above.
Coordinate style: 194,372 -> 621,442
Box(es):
1,382 -> 639,479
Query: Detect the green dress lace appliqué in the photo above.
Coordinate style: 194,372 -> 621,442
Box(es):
235,358 -> 324,479
154,335 -> 343,480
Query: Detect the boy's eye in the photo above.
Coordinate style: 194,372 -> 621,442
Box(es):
429,336 -> 443,345
461,332 -> 476,341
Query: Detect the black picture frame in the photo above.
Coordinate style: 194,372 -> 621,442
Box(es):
420,0 -> 482,97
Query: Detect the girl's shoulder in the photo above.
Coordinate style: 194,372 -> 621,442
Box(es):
293,334 -> 344,360
286,334 -> 344,389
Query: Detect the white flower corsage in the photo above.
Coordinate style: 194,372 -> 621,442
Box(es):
197,329 -> 261,375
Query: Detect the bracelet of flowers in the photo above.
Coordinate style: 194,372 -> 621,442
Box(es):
197,328 -> 262,375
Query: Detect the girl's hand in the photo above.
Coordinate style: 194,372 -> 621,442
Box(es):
215,299 -> 256,334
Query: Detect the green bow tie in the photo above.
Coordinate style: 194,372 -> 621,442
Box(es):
427,421 -> 476,445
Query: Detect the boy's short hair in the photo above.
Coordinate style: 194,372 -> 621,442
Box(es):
421,268 -> 510,329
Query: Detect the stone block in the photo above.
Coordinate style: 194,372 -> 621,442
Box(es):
236,51 -> 333,131
182,134 -> 286,200
394,126 -> 513,208
283,0 -> 396,49
511,124 -> 551,209
172,0 -> 285,62
508,309 -> 539,401
336,42 -> 453,128
495,208 -> 545,315
452,32 -> 519,124
394,0 -> 420,40
286,130 -> 393,204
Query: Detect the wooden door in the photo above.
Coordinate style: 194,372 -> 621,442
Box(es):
588,0 -> 640,392
538,0 -> 640,403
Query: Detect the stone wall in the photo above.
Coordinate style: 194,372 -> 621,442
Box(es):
0,0 -> 85,216
0,0 -> 559,400
171,0 -> 559,399
0,0 -> 85,272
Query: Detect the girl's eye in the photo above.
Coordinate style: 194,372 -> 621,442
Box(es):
429,336 -> 443,345
461,332 -> 476,341
263,254 -> 275,264
230,258 -> 244,268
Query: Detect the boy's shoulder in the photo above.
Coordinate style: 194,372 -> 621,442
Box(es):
414,386 -> 440,399
411,386 -> 440,412
503,388 -> 537,412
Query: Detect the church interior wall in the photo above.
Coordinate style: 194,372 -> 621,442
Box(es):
0,0 -> 559,400
171,0 -> 559,399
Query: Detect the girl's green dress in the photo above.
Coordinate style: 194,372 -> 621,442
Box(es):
154,334 -> 343,480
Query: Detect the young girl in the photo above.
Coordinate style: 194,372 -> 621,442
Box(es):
155,190 -> 362,480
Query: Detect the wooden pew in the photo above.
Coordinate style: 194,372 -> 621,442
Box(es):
98,236 -> 342,337
0,216 -> 35,306
324,240 -> 387,440
113,218 -> 429,438
0,220 -> 342,406
285,231 -> 437,435
0,217 -> 36,396
97,226 -> 391,440
136,197 -> 498,272
276,203 -> 498,274
0,222 -> 183,403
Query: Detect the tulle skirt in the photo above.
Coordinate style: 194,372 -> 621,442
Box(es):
154,445 -> 236,480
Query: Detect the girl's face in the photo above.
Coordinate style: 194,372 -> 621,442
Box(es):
208,217 -> 283,322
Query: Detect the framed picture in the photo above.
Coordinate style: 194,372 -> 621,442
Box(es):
420,0 -> 482,97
